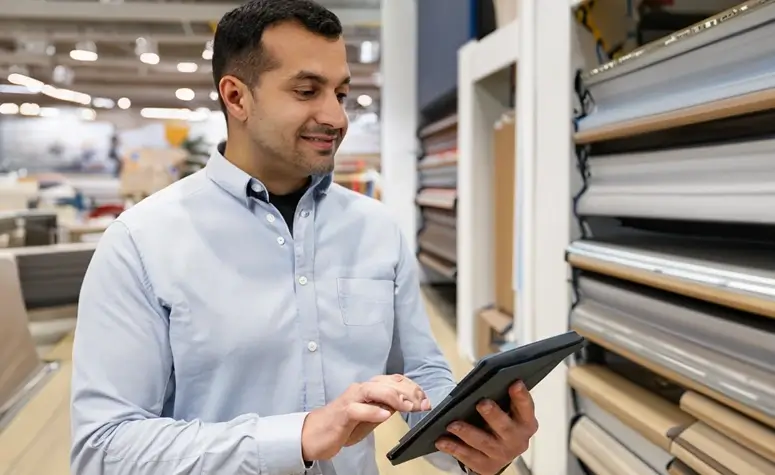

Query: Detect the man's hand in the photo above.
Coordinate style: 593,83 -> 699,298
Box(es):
301,374 -> 431,461
435,381 -> 538,475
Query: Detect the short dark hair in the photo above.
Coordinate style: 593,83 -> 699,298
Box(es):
212,0 -> 343,115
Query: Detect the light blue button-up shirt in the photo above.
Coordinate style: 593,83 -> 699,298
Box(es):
71,149 -> 461,474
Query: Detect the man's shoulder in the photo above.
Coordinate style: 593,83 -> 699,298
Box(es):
325,183 -> 393,221
117,171 -> 208,234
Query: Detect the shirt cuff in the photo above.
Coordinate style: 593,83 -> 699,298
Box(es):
255,412 -> 310,475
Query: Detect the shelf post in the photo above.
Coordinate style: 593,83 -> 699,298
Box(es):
516,0 -> 574,473
379,0 -> 418,249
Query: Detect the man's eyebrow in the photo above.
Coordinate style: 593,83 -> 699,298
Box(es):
291,70 -> 351,86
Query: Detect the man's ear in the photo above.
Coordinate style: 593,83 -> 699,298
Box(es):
219,75 -> 251,122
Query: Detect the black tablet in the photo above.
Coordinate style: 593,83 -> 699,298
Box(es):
386,330 -> 585,465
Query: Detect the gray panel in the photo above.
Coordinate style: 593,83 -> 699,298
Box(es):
577,0 -> 775,131
571,290 -> 775,421
577,138 -> 775,223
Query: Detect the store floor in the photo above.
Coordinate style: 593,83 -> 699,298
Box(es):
0,286 -> 515,475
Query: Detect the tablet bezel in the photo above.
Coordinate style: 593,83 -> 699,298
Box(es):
386,331 -> 585,464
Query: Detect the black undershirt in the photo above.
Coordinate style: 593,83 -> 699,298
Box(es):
267,179 -> 310,236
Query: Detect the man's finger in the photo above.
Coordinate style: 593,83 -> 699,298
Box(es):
359,382 -> 420,413
435,437 -> 496,475
345,402 -> 393,423
371,375 -> 429,411
476,399 -> 519,442
509,381 -> 537,432
446,421 -> 504,460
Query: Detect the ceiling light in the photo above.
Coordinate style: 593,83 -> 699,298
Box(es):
202,40 -> 213,60
0,85 -> 31,94
177,62 -> 199,73
41,85 -> 91,105
357,94 -> 373,107
117,97 -> 131,109
209,90 -> 218,101
140,107 -> 211,122
0,103 -> 19,115
359,41 -> 380,64
7,73 -> 44,93
175,88 -> 195,101
92,97 -> 115,109
70,41 -> 98,62
79,108 -> 97,121
19,103 -> 40,116
140,52 -> 160,65
39,107 -> 59,118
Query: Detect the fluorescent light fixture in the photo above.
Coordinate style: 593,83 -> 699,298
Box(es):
140,52 -> 160,65
19,103 -> 40,116
359,41 -> 380,63
175,88 -> 195,101
209,90 -> 218,101
7,73 -> 44,93
0,103 -> 19,115
177,62 -> 199,73
70,41 -> 98,62
117,97 -> 131,109
92,97 -> 115,109
202,40 -> 213,60
41,84 -> 91,105
39,107 -> 59,118
0,84 -> 34,94
140,107 -> 211,122
356,94 -> 373,107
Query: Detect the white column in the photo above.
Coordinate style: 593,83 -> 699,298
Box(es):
379,0 -> 418,249
517,0 -> 573,473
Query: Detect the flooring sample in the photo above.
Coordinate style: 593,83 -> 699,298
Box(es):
571,416 -> 658,475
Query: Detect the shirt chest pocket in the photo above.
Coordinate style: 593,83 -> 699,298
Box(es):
337,278 -> 395,326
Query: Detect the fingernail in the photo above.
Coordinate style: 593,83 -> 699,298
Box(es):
421,398 -> 431,411
436,441 -> 452,451
479,400 -> 494,413
378,408 -> 391,418
448,422 -> 462,432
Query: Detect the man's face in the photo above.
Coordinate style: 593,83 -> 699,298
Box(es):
244,22 -> 350,176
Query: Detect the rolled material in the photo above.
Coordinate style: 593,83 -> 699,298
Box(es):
571,415 -> 658,475
680,391 -> 775,464
567,238 -> 775,320
571,276 -> 775,428
671,422 -> 775,475
569,364 -> 694,453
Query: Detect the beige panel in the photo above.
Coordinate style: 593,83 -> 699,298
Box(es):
672,422 -> 775,475
680,391 -> 775,463
568,364 -> 694,452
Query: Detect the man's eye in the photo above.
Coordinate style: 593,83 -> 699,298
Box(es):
296,90 -> 316,98
337,93 -> 348,103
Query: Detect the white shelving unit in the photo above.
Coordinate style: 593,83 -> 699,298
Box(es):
456,18 -> 519,364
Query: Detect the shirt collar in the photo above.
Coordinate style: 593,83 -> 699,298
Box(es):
205,142 -> 333,207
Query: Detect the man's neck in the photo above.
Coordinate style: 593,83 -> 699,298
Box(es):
223,138 -> 310,195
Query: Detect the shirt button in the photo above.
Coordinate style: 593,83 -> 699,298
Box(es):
277,236 -> 285,246
266,214 -> 275,223
307,341 -> 318,352
300,210 -> 310,218
298,276 -> 308,285
251,183 -> 262,193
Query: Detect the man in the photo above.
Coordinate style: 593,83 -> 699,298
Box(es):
70,1 -> 538,474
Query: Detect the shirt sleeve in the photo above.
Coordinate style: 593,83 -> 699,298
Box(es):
386,229 -> 464,473
71,221 -> 309,475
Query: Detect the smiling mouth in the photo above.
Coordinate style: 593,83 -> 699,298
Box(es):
301,135 -> 337,150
